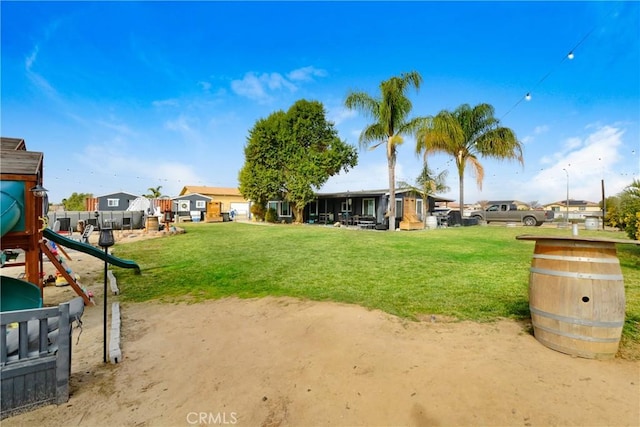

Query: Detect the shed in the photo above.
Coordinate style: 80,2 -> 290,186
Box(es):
172,193 -> 212,221
95,192 -> 140,211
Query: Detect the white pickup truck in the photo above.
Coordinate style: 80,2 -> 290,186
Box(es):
469,203 -> 554,226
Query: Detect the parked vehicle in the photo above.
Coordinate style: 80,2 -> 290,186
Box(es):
469,203 -> 554,226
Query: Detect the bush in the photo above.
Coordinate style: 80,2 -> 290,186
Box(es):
265,207 -> 278,223
250,203 -> 266,221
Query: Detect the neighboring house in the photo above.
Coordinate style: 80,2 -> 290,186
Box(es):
95,192 -> 140,211
302,189 -> 453,226
179,186 -> 251,218
172,193 -> 212,221
544,199 -> 602,220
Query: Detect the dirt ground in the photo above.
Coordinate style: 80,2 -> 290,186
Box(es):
3,229 -> 639,426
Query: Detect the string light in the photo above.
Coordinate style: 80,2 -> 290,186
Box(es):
501,20 -> 601,120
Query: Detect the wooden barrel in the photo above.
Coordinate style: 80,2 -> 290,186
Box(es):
426,216 -> 438,229
146,216 -> 159,231
527,238 -> 625,359
584,217 -> 599,231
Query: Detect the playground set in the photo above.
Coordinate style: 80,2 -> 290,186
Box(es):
0,137 -> 140,417
1,137 -> 140,310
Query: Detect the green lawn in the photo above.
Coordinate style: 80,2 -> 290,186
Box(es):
111,222 -> 640,357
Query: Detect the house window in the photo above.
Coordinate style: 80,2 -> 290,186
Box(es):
341,199 -> 352,212
308,201 -> 318,215
267,201 -> 291,217
280,201 -> 291,217
195,200 -> 206,209
107,199 -> 119,208
578,206 -> 586,211
395,198 -> 403,216
363,198 -> 375,216
416,199 -> 423,220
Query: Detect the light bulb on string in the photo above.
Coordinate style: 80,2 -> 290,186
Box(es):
525,93 -> 532,101
567,51 -> 574,60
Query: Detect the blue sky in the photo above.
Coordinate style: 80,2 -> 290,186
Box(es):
2,1 -> 639,205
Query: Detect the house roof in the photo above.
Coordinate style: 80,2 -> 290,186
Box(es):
545,199 -> 599,207
316,188 -> 454,203
96,191 -> 140,199
172,193 -> 212,201
179,186 -> 241,197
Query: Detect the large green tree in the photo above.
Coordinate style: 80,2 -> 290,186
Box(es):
239,99 -> 358,222
61,192 -> 92,211
416,103 -> 523,217
345,71 -> 425,231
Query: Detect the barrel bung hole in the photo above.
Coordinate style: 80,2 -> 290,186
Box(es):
582,296 -> 590,303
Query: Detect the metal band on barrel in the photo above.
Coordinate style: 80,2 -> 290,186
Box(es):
530,267 -> 623,281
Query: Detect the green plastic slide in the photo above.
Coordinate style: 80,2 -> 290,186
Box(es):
43,228 -> 140,273
1,276 -> 43,311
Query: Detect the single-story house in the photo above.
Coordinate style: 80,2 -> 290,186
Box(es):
544,199 -> 602,220
287,188 -> 454,227
179,186 -> 251,219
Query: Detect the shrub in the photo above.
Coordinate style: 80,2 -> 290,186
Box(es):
265,207 -> 278,223
250,203 -> 266,221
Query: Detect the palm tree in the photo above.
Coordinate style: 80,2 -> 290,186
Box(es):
416,103 -> 523,217
145,186 -> 163,199
345,71 -> 425,230
398,164 -> 449,225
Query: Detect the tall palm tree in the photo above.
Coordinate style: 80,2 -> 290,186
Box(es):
398,164 -> 449,225
345,71 -> 425,230
416,103 -> 523,217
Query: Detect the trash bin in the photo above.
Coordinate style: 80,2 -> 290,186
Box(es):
222,212 -> 230,222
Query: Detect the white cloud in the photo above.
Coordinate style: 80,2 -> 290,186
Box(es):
534,125 -> 549,134
327,106 -> 357,126
320,161 -> 399,193
532,125 -> 625,202
230,66 -> 326,102
24,43 -> 57,97
287,66 -> 327,82
25,45 -> 39,70
165,115 -> 195,133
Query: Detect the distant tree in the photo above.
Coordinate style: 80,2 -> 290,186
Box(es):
239,99 -> 358,223
619,179 -> 640,240
144,186 -> 163,198
529,201 -> 542,209
604,196 -> 621,228
62,192 -> 92,211
345,71 -> 425,231
398,164 -> 449,225
416,103 -> 524,217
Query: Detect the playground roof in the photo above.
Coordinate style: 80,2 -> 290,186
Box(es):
0,137 -> 43,176
1,137 -> 26,151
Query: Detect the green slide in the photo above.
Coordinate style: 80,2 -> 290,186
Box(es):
43,228 -> 141,274
1,276 -> 42,311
